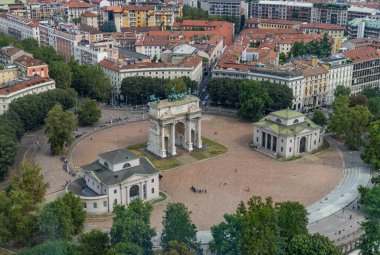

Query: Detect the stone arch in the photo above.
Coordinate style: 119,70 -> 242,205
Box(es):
175,121 -> 186,147
299,137 -> 306,153
129,185 -> 139,201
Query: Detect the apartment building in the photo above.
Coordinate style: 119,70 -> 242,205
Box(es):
62,1 -> 92,23
99,55 -> 203,93
0,77 -> 55,115
0,13 -> 40,43
311,3 -> 349,26
81,11 -> 99,29
0,46 -> 32,65
248,1 -> 313,22
319,54 -> 353,105
14,55 -> 49,78
246,18 -> 303,29
343,48 -> 380,94
154,5 -> 182,27
201,0 -> 245,17
0,66 -> 18,84
348,18 -> 380,39
135,35 -> 168,59
122,5 -> 156,28
74,45 -> 108,64
25,0 -> 64,20
347,6 -> 380,22
301,65 -> 329,108
113,32 -> 137,51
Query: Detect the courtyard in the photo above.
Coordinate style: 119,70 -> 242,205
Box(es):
71,115 -> 343,231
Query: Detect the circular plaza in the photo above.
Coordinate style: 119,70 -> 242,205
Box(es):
71,115 -> 343,231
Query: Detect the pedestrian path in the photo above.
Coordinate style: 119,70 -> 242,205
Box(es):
307,166 -> 371,223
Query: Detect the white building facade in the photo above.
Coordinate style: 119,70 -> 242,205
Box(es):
253,109 -> 323,159
66,148 -> 160,214
74,45 -> 108,65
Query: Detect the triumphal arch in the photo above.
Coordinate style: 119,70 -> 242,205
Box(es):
147,94 -> 202,158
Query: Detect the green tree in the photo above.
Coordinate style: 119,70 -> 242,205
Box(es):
238,81 -> 272,121
107,242 -> 143,255
102,21 -> 117,32
161,203 -> 201,254
288,233 -> 341,255
110,199 -> 156,255
49,61 -> 72,89
62,192 -> 86,235
20,38 -> 39,53
369,97 -> 380,119
329,95 -> 350,137
163,241 -> 195,255
349,94 -> 368,107
32,46 -> 64,64
77,98 -> 101,126
165,77 -> 187,96
45,104 -> 77,154
311,109 -> 327,126
79,229 -> 110,255
11,162 -> 49,204
38,198 -> 74,240
209,208 -> 244,255
18,240 -> 81,255
0,133 -> 17,180
335,85 -> 351,97
265,82 -> 293,111
362,120 -> 380,169
362,87 -> 380,99
276,201 -> 308,252
345,105 -> 372,150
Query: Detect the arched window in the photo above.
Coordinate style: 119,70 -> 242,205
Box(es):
104,161 -> 109,168
114,199 -> 117,205
275,118 -> 282,124
293,119 -> 299,124
122,163 -> 131,169
129,185 -> 139,201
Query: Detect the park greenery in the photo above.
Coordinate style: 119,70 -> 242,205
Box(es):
209,196 -> 340,255
181,5 -> 245,32
120,76 -> 197,105
45,104 -> 77,155
289,34 -> 332,58
311,109 -> 327,126
77,98 -> 102,126
0,88 -> 76,180
207,78 -> 294,121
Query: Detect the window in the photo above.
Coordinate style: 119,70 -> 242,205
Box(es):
151,178 -> 154,183
152,188 -> 155,193
256,137 -> 258,142
314,140 -> 316,145
114,199 -> 117,205
281,147 -> 283,152
114,189 -> 117,194
103,201 -> 107,207
289,147 -> 292,152
293,119 -> 299,124
122,163 -> 131,168
93,202 -> 97,208
83,202 -> 87,208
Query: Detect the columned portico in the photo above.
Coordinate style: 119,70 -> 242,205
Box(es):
147,95 -> 202,158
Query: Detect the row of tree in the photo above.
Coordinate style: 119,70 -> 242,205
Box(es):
0,89 -> 76,180
120,76 -> 198,105
0,163 -> 85,245
207,78 -> 294,121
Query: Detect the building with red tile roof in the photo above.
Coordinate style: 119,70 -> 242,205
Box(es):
247,18 -> 304,29
14,55 -> 49,78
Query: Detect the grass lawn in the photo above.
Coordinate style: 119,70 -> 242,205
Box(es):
150,191 -> 168,205
127,137 -> 227,171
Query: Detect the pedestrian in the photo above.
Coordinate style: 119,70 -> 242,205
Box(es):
235,168 -> 237,173
90,137 -> 93,141
349,214 -> 352,219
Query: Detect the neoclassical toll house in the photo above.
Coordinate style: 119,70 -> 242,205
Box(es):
147,95 -> 202,158
253,109 -> 323,159
67,148 -> 160,214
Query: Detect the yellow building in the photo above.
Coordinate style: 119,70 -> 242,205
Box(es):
154,5 -> 183,26
0,67 -> 17,84
302,64 -> 329,108
122,5 -> 156,28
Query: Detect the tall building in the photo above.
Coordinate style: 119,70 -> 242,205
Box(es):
0,13 -> 40,43
311,3 -> 349,26
348,18 -> 380,39
201,0 -> 246,17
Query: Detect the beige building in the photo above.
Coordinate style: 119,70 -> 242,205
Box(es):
66,148 -> 160,214
253,109 -> 322,159
99,55 -> 203,94
62,1 -> 91,23
302,65 -> 329,108
81,11 -> 99,29
0,67 -> 17,84
0,77 -> 55,115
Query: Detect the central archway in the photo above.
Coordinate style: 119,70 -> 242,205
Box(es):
175,122 -> 185,147
129,185 -> 139,201
299,137 -> 306,153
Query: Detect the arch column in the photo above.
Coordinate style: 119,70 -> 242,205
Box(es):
170,123 -> 177,155
185,120 -> 193,151
194,118 -> 202,148
160,125 -> 167,158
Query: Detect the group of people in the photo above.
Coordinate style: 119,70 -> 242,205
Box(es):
191,186 -> 207,193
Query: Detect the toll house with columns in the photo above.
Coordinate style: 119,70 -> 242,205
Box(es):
147,95 -> 202,158
253,109 -> 322,158
66,148 -> 160,214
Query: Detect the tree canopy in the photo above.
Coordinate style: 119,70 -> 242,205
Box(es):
311,109 -> 327,126
290,34 -> 332,58
49,61 -> 72,89
77,98 -> 101,126
45,104 -> 77,154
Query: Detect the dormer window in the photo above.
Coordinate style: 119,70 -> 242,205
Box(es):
293,119 -> 299,124
275,118 -> 282,124
104,161 -> 109,168
122,162 -> 131,169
